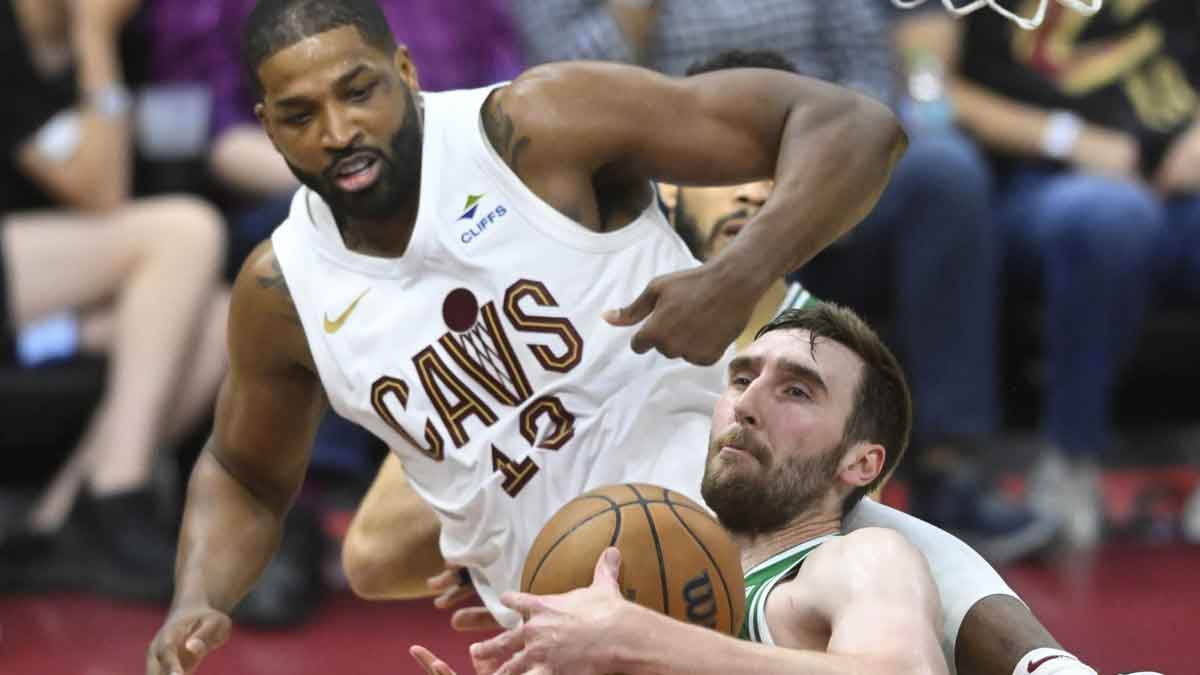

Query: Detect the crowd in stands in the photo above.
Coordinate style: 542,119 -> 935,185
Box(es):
1,0 -> 1196,628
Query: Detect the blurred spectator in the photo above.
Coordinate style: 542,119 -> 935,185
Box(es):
0,0 -> 228,599
510,0 -> 893,103
946,2 -> 1200,546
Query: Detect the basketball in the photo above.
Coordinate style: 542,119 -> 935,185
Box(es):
521,483 -> 745,636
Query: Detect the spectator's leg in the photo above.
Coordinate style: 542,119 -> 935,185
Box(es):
4,196 -> 226,530
1161,194 -> 1200,297
1001,169 -> 1163,544
876,130 -> 1000,445
75,290 -> 230,445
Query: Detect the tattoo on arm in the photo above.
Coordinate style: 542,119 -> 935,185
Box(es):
483,94 -> 533,177
255,257 -> 302,325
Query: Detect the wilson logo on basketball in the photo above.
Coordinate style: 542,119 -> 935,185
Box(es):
683,570 -> 718,628
369,280 -> 583,496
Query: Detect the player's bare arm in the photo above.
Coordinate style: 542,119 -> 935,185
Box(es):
483,62 -> 906,364
471,529 -> 946,675
147,242 -> 327,675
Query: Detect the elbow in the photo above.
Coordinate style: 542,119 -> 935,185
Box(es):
849,93 -> 908,169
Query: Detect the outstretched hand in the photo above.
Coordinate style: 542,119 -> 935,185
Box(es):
603,259 -> 764,365
470,547 -> 628,675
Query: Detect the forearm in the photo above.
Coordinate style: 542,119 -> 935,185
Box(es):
62,19 -> 132,208
721,93 -> 905,280
172,447 -> 288,613
210,125 -> 300,197
612,604 -> 907,675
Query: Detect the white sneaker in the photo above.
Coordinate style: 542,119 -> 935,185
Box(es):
1027,451 -> 1102,549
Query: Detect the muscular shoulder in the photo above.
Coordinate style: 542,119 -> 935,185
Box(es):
482,62 -> 676,171
805,529 -> 926,585
230,240 -> 316,374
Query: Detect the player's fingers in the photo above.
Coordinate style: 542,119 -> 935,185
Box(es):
427,565 -> 463,591
410,645 -> 457,675
434,583 -> 477,609
490,648 -> 531,675
602,285 -> 658,327
471,627 -> 524,662
498,591 -> 539,617
149,640 -> 185,675
451,606 -> 503,632
592,547 -> 622,590
184,613 -> 231,661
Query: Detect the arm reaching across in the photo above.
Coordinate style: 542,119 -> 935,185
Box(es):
486,62 -> 907,365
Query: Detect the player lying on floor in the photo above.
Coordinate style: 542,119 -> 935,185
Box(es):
413,306 -> 1098,675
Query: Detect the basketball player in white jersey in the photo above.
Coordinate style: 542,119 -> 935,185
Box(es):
145,0 -> 905,671
364,49 -> 1098,675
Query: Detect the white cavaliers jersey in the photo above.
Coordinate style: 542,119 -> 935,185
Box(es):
271,85 -> 726,627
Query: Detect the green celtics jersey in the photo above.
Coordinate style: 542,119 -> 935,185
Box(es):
739,534 -> 838,644
779,281 -> 815,314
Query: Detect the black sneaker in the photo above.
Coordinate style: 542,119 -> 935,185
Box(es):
63,487 -> 176,602
0,529 -> 80,594
911,465 -> 1061,564
232,502 -> 327,628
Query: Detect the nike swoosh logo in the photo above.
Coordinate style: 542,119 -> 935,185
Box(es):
1028,655 -> 1071,673
323,288 -> 370,334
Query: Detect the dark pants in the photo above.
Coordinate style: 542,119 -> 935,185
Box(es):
800,129 -> 1000,449
1000,166 -> 1200,457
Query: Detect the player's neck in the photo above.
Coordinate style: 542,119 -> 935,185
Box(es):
337,201 -> 421,258
735,513 -> 841,572
735,278 -> 789,350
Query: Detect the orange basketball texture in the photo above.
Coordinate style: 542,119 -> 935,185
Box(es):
521,483 -> 745,636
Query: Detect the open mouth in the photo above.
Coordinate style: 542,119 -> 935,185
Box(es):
720,220 -> 746,238
331,152 -> 382,192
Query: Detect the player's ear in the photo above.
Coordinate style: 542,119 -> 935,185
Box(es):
839,442 -> 885,488
394,44 -> 420,91
657,183 -> 680,213
254,102 -> 280,150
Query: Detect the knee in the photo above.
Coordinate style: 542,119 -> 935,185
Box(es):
341,521 -> 393,600
898,130 -> 992,200
1045,181 -> 1163,268
142,195 -> 229,274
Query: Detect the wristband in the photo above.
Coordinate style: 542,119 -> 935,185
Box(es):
1014,648 -> 1096,675
1041,110 -> 1082,161
86,84 -> 133,119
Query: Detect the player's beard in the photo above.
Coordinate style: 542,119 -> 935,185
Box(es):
701,435 -> 845,537
286,95 -> 422,223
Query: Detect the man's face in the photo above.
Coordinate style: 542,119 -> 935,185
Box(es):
255,26 -> 421,221
675,180 -> 772,259
702,328 -> 866,535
